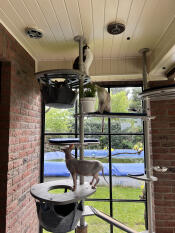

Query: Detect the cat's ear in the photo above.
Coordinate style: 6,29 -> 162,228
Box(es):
69,144 -> 74,150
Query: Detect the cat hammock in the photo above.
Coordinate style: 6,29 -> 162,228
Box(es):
35,69 -> 90,108
31,180 -> 95,233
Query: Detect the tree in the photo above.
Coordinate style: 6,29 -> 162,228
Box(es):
45,107 -> 74,133
129,87 -> 142,111
111,91 -> 129,112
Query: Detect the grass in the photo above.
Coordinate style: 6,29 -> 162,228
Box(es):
42,186 -> 146,233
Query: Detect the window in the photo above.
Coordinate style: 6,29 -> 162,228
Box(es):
42,86 -> 147,233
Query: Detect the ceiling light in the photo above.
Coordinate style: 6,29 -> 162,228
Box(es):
25,27 -> 43,39
107,22 -> 125,35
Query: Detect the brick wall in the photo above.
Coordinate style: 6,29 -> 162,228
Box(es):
0,23 -> 41,233
151,99 -> 175,233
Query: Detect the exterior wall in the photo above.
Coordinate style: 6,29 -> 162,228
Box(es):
0,23 -> 41,233
151,99 -> 175,233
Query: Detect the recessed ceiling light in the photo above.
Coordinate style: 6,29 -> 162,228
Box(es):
107,22 -> 125,35
25,27 -> 43,39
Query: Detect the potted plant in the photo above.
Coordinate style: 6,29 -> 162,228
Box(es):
80,82 -> 96,113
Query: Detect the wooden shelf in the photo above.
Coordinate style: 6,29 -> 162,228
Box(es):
49,138 -> 100,146
30,180 -> 96,205
75,112 -> 154,120
127,174 -> 158,182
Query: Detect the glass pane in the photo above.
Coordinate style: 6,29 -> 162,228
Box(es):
111,118 -> 143,134
111,135 -> 144,152
110,87 -> 142,113
113,202 -> 146,232
112,186 -> 144,200
111,135 -> 144,161
44,134 -> 72,183
45,106 -> 75,133
84,117 -> 108,134
85,201 -> 110,233
87,186 -> 109,199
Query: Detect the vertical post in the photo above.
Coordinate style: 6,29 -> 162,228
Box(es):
78,36 -> 85,186
139,48 -> 154,233
74,35 -> 86,229
108,88 -> 113,233
39,98 -> 45,233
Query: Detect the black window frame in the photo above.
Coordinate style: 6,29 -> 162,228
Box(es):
40,85 -> 148,233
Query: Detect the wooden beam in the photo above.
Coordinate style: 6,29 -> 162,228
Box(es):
150,18 -> 175,76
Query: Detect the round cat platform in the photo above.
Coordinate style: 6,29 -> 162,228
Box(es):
49,137 -> 100,146
139,84 -> 175,101
35,69 -> 90,88
30,180 -> 96,205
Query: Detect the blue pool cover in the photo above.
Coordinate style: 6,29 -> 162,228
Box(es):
44,162 -> 144,177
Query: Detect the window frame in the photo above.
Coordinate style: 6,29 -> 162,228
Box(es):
41,85 -> 148,233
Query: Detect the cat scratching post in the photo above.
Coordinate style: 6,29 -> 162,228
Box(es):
74,35 -> 87,231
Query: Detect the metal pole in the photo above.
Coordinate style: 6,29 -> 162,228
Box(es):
74,35 -> 86,227
139,48 -> 154,233
39,98 -> 45,233
108,88 -> 113,233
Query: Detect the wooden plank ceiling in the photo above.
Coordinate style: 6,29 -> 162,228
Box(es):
0,0 -> 175,81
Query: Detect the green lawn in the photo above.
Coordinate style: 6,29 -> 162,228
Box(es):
43,186 -> 146,233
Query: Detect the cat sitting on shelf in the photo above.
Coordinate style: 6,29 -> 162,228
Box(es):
96,85 -> 111,114
96,85 -> 111,132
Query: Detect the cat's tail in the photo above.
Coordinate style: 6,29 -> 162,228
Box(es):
101,117 -> 104,133
102,168 -> 109,185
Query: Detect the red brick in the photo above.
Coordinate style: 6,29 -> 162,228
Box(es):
151,99 -> 175,231
154,186 -> 172,193
0,24 -> 40,233
155,228 -> 174,233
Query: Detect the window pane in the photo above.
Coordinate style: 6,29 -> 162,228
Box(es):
84,117 -> 108,134
45,106 -> 75,133
111,118 -> 143,134
85,201 -> 110,233
110,87 -> 142,113
112,186 -> 144,200
113,202 -> 146,232
111,134 -> 144,151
